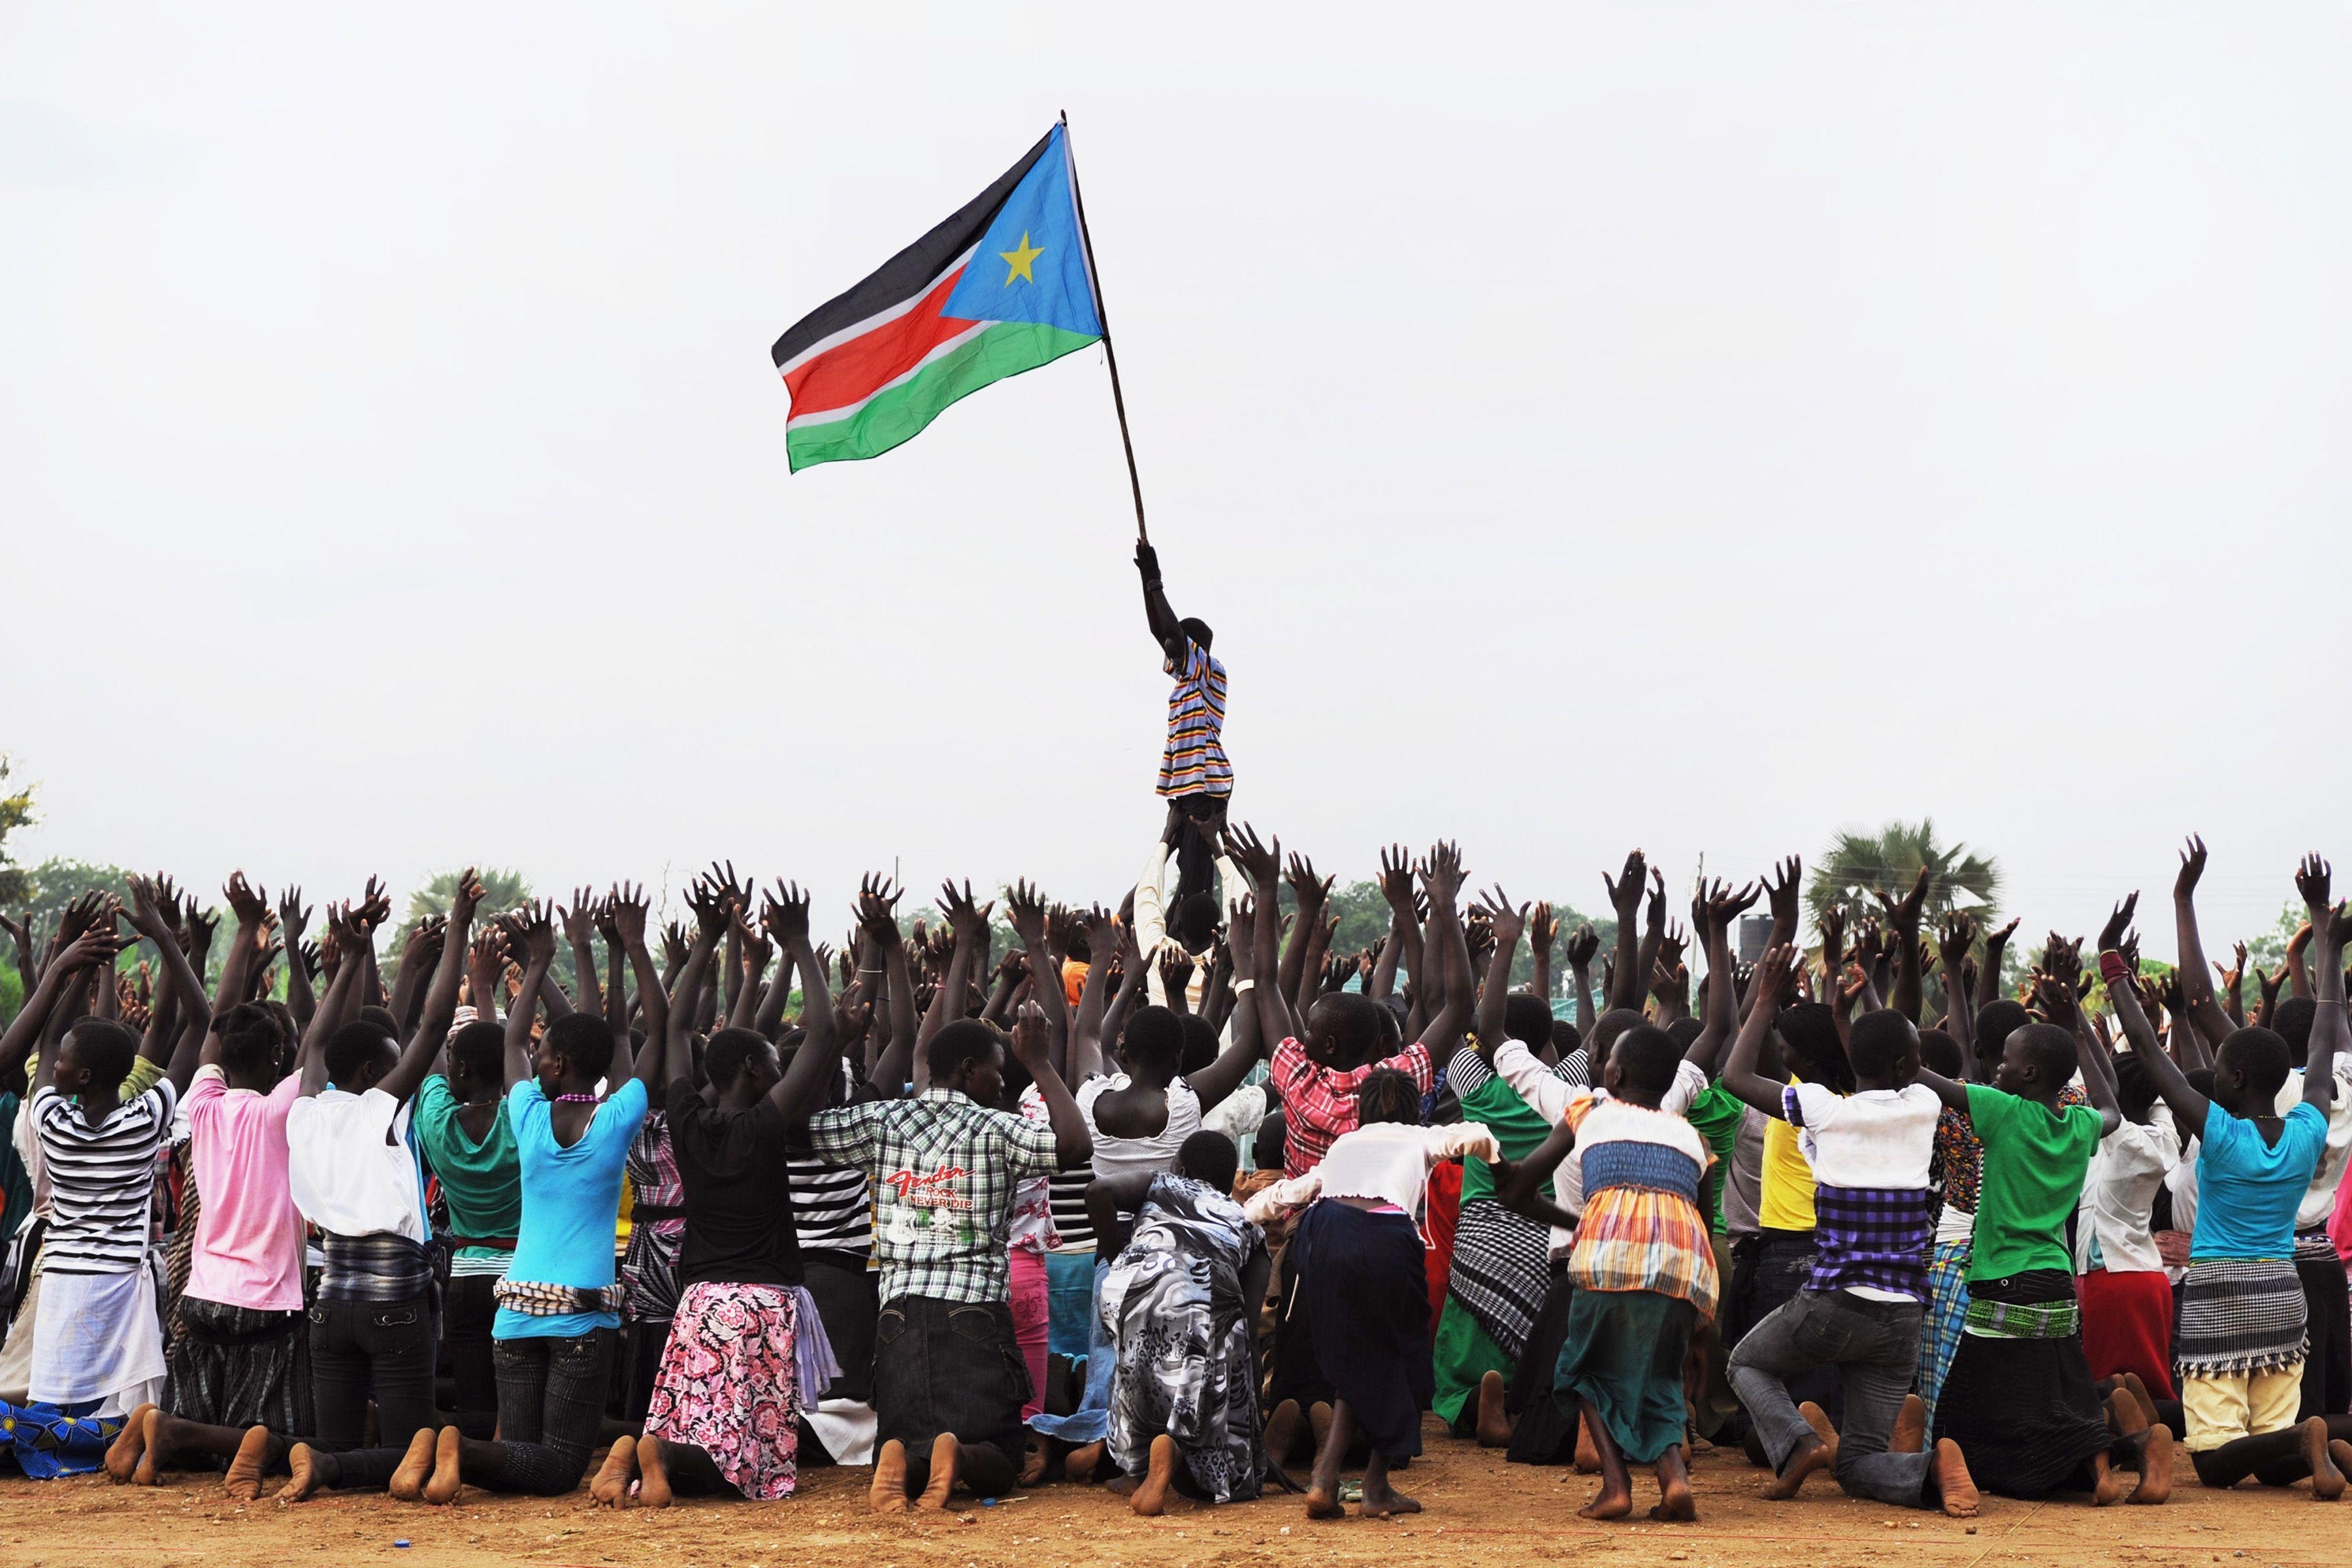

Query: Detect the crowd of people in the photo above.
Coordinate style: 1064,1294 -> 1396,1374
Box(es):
3,546 -> 2351,1526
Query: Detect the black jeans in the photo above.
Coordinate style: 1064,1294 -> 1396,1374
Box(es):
874,1296 -> 1027,1474
479,1329 -> 617,1495
306,1295 -> 438,1490
442,1276 -> 499,1420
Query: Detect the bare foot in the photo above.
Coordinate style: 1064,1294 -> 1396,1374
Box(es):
223,1426 -> 274,1501
1574,1414 -> 1601,1474
387,1426 -> 439,1502
1934,1439 -> 1980,1518
104,1403 -> 155,1484
1263,1399 -> 1304,1467
1064,1439 -> 1106,1484
1131,1433 -> 1178,1516
917,1432 -> 959,1509
636,1434 -> 674,1509
421,1426 -> 464,1505
2091,1451 -> 2126,1507
1019,1435 -> 1049,1487
2120,1373 -> 2156,1426
1650,1471 -> 1696,1521
2304,1418 -> 2344,1501
1476,1370 -> 1513,1448
869,1438 -> 908,1513
2106,1385 -> 2150,1437
591,1435 -> 638,1507
1304,1485 -> 1344,1519
1361,1484 -> 1422,1518
131,1408 -> 170,1486
1891,1394 -> 1927,1455
1798,1401 -> 1839,1455
2129,1426 -> 2172,1505
2331,1440 -> 2352,1487
1308,1402 -> 1334,1456
276,1444 -> 326,1503
1578,1479 -> 1633,1521
1760,1437 -> 1835,1500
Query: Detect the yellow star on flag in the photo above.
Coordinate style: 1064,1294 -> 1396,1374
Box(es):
998,231 -> 1043,286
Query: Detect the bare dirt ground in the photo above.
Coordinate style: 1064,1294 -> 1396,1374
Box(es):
4,1421 -> 2345,1568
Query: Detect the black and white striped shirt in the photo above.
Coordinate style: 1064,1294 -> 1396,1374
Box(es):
33,1081 -> 177,1276
786,1155 -> 874,1261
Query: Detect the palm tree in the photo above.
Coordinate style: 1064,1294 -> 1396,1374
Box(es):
1805,819 -> 2001,926
402,866 -> 535,933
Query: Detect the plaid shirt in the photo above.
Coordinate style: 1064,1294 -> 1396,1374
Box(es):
1806,1184 -> 1936,1301
1782,1083 -> 1936,1301
1267,1037 -> 1434,1177
805,1087 -> 1059,1306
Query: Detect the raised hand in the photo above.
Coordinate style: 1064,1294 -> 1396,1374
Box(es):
1002,878 -> 1048,947
2296,853 -> 2333,921
1377,844 -> 1416,915
705,860 -> 749,919
1007,996 -> 1050,1074
939,879 -> 993,941
1527,901 -> 1558,960
1286,853 -> 1334,918
759,881 -> 810,947
1475,886 -> 1531,951
2096,892 -> 2138,955
515,900 -> 557,966
1656,919 -> 1688,975
1565,923 -> 1599,968
559,888 -> 600,947
1224,823 -> 1280,890
1422,840 -> 1465,906
355,875 -> 391,932
1156,946 -> 1195,996
834,979 -> 874,1046
1936,911 -> 1978,972
1603,849 -> 1648,919
278,887 -> 311,944
1876,864 -> 1933,933
2176,835 -> 2210,901
855,874 -> 904,941
223,871 -> 269,928
1763,855 -> 1803,935
1226,893 -> 1256,960
1752,941 -> 1803,1011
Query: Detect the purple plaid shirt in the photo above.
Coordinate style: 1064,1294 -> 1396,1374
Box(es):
1806,1183 -> 1936,1301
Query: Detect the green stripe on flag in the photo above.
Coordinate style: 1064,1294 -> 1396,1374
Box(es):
786,321 -> 1100,470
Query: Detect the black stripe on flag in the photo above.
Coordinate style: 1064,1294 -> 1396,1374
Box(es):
771,127 -> 1058,371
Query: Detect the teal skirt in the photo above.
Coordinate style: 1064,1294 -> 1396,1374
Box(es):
1553,1288 -> 1695,1464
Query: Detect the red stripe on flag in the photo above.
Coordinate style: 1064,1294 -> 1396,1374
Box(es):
783,266 -> 982,417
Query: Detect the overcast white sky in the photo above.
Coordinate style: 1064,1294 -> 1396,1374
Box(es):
6,3 -> 2349,949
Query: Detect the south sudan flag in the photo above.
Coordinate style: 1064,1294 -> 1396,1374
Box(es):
773,124 -> 1104,470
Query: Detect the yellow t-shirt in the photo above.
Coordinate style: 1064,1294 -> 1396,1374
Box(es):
1758,1081 -> 1818,1231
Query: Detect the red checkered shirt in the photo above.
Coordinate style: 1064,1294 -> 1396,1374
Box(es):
1267,1036 -> 1434,1177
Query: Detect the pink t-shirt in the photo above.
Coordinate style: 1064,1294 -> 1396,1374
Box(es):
184,1065 -> 307,1313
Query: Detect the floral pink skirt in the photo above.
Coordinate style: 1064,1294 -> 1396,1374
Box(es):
644,1281 -> 813,1499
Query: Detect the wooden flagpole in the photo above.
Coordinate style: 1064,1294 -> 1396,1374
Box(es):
1060,110 -> 1149,544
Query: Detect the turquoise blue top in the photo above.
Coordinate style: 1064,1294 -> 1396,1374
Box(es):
492,1077 -> 648,1340
2190,1099 -> 2326,1262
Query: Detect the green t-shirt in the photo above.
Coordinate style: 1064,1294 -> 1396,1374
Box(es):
1451,1047 -> 1556,1203
1964,1082 -> 2101,1283
412,1075 -> 522,1262
1683,1081 -> 1748,1235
